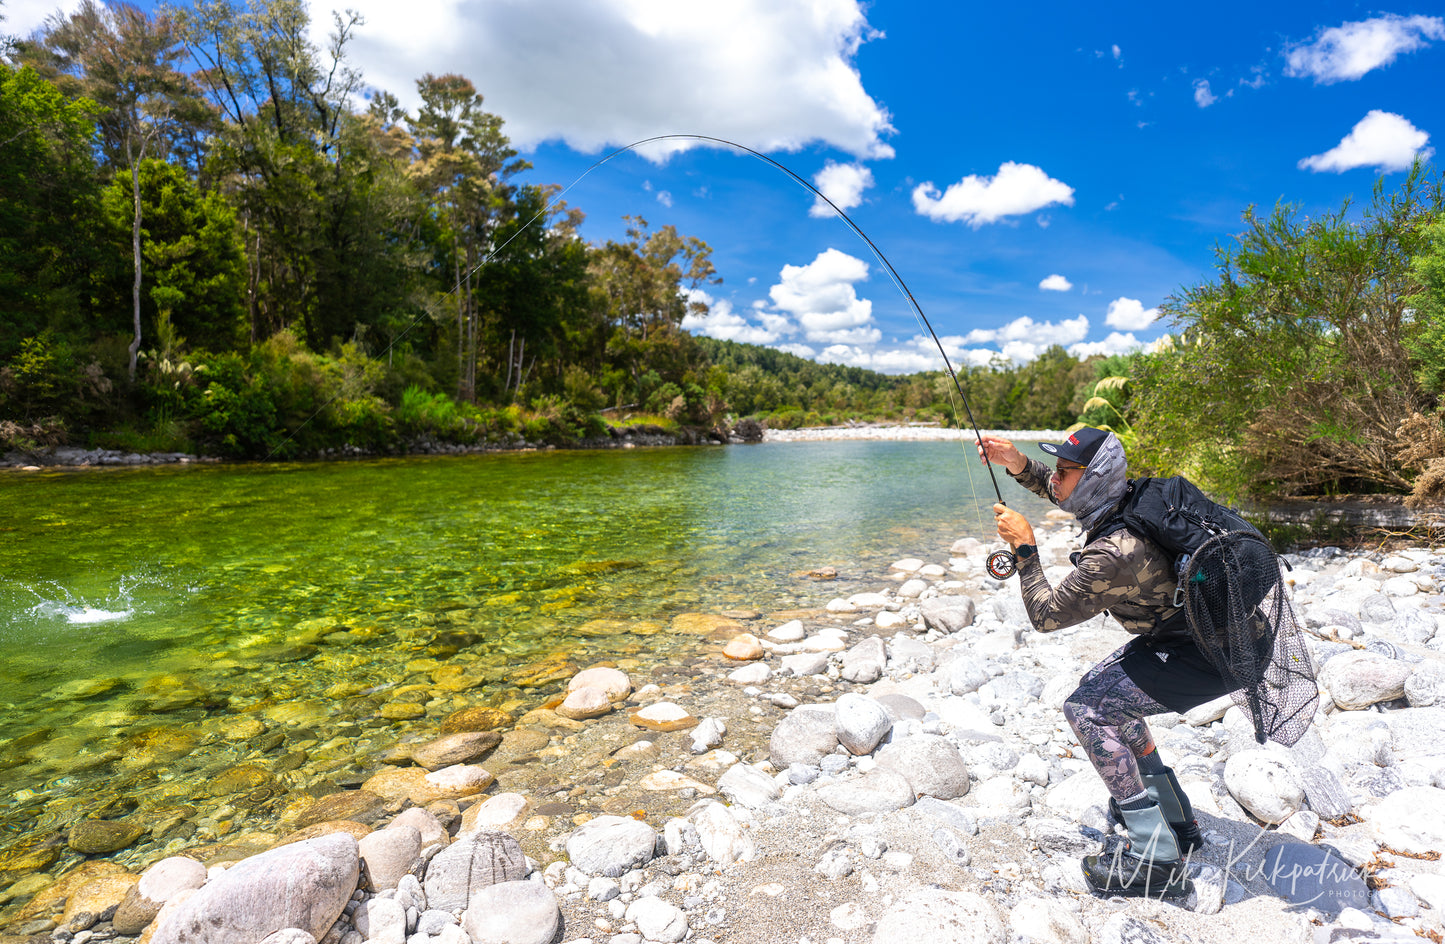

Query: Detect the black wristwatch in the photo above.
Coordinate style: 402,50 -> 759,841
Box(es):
1016,544 -> 1037,561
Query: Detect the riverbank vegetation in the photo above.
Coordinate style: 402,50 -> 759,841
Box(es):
2,1 -> 1444,503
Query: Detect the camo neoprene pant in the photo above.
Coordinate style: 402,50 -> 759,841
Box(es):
1062,644 -> 1171,801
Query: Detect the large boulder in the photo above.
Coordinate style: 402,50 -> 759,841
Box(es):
423,832 -> 527,912
150,833 -> 358,944
462,881 -> 560,944
1366,786 -> 1445,855
919,597 -> 977,634
834,694 -> 892,755
1224,751 -> 1306,824
1319,651 -> 1411,710
875,735 -> 971,800
565,815 -> 658,877
112,857 -> 207,935
358,826 -> 421,892
871,888 -> 1002,944
769,706 -> 839,768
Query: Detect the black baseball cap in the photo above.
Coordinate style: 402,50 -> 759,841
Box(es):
1040,427 -> 1109,466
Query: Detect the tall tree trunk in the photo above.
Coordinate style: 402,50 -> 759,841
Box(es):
505,330 -> 514,394
126,142 -> 146,382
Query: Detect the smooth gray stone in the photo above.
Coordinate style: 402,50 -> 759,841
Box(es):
717,762 -> 782,808
769,707 -> 839,768
888,634 -> 936,672
944,656 -> 990,695
354,900 -> 405,944
564,815 -> 658,878
781,652 -> 829,676
912,796 -> 978,835
1259,842 -> 1369,917
876,734 -> 971,800
462,881 -> 559,944
359,826 -> 422,892
834,693 -> 892,755
150,833 -> 359,944
874,693 -> 926,722
919,596 -> 977,633
416,911 -> 457,935
816,768 -> 915,814
841,636 -> 886,683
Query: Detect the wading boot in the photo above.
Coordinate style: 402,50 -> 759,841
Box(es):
1082,801 -> 1193,899
1108,768 -> 1205,853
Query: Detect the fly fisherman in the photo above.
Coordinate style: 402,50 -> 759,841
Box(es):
979,427 -> 1223,899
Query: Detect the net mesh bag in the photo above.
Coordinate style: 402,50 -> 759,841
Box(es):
1183,531 -> 1319,746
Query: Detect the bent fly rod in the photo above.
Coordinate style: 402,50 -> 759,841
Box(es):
576,136 -> 1020,577
267,133 -> 1021,576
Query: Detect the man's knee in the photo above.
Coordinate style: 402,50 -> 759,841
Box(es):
1062,687 -> 1092,726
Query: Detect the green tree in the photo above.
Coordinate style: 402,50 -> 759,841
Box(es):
1134,164 -> 1444,498
590,217 -> 718,402
1405,216 -> 1445,397
0,65 -> 101,360
25,0 -> 202,379
97,158 -> 247,352
406,72 -> 529,401
178,0 -> 377,347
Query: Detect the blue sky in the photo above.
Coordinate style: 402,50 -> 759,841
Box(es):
7,1 -> 1443,374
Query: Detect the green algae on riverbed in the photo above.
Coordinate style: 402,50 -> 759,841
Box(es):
0,442 -> 1055,895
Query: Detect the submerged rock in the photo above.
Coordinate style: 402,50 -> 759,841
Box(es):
68,818 -> 145,854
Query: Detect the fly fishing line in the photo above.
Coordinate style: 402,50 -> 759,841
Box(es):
264,130 -> 1022,577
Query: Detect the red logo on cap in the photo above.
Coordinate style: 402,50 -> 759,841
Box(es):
1068,434 -> 1080,445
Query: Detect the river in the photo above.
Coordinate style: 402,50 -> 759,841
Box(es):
0,439 -> 1056,875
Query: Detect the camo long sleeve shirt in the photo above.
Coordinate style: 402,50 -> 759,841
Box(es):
1009,456 -> 1188,642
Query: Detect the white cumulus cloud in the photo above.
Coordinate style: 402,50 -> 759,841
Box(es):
1285,14 -> 1445,84
1193,79 -> 1217,108
962,315 -> 1089,348
3,0 -> 84,37
680,290 -> 785,345
1105,297 -> 1159,331
1039,274 -> 1073,292
314,0 -> 895,161
912,162 -> 1075,228
1069,332 -> 1146,359
767,248 -> 876,343
1298,110 -> 1433,173
810,161 -> 875,218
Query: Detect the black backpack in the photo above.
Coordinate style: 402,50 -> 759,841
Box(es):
1086,476 -> 1279,609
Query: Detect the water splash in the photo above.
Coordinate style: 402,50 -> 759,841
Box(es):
14,574 -> 148,626
25,596 -> 131,625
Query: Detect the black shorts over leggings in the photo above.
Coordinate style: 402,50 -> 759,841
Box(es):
1115,635 -> 1235,714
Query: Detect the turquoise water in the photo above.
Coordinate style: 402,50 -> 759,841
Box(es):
0,440 -> 1054,858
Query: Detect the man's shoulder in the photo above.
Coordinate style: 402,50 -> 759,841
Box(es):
1081,527 -> 1169,565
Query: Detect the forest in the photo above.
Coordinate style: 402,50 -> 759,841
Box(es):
3,0 -> 1445,506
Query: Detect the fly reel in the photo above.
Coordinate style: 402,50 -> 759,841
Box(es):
986,549 -> 1017,580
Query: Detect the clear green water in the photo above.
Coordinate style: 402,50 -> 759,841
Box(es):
0,440 -> 1054,858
